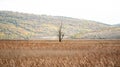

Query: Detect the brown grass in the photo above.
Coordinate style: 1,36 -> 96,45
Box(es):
0,40 -> 120,67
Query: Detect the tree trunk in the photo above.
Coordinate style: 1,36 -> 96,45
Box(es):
58,22 -> 63,42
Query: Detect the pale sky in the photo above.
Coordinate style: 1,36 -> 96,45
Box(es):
0,0 -> 120,25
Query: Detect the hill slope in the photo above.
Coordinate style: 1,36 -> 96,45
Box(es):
114,24 -> 120,27
0,11 -> 119,39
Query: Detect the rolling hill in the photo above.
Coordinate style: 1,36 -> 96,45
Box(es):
114,24 -> 120,27
0,11 -> 120,40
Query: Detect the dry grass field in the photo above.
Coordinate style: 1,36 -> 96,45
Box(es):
0,40 -> 120,67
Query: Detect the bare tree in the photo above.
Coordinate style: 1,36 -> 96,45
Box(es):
58,22 -> 64,42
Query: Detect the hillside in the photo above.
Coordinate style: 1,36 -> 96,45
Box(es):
114,24 -> 120,27
0,11 -> 120,39
73,27 -> 120,39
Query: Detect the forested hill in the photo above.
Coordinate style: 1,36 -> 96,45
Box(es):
0,11 -> 120,39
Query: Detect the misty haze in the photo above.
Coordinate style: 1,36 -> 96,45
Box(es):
0,0 -> 120,67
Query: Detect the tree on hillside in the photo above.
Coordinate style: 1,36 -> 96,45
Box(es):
58,22 -> 64,42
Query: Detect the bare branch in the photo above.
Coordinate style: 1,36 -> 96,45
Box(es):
58,22 -> 64,42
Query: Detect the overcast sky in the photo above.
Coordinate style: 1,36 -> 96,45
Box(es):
0,0 -> 120,25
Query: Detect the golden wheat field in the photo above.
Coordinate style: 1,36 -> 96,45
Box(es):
0,40 -> 120,67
